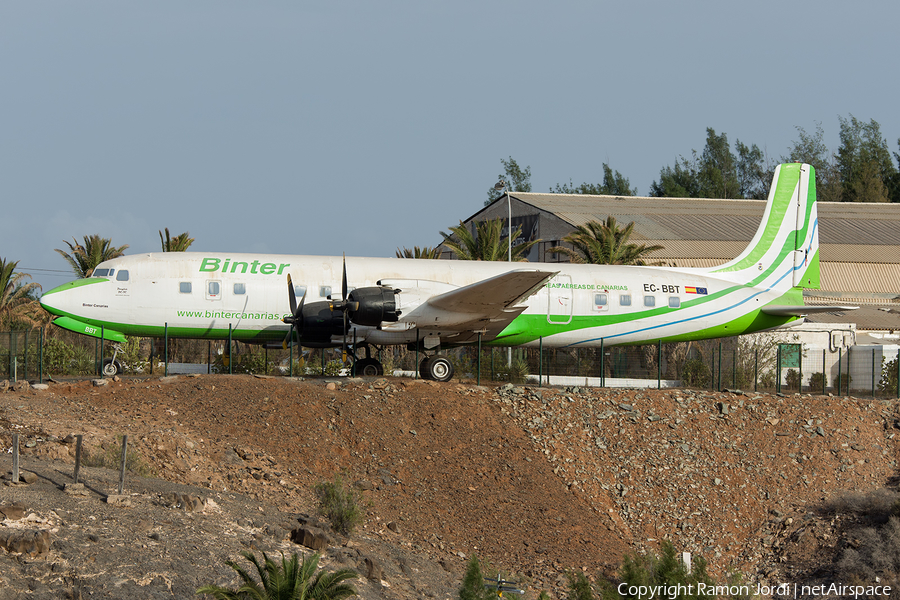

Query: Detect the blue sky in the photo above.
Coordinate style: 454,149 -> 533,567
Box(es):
3,1 -> 898,292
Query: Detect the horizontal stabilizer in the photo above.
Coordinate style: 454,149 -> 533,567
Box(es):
761,305 -> 859,317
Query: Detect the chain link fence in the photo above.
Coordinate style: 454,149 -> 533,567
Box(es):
3,328 -> 899,398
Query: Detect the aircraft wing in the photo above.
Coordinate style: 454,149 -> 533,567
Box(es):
761,305 -> 859,316
420,269 -> 557,343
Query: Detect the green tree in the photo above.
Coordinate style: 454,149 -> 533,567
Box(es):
159,228 -> 195,252
55,235 -> 129,278
0,258 -> 42,329
546,217 -> 663,265
650,156 -> 701,198
552,163 -> 636,196
837,114 -> 897,203
441,219 -> 540,261
651,128 -> 766,199
486,156 -> 532,206
395,246 -> 440,259
782,122 -> 842,203
197,551 -> 358,600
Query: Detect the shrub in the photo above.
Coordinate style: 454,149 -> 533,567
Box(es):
42,338 -> 95,376
880,356 -> 898,395
197,551 -> 358,599
458,555 -> 523,600
808,371 -> 827,393
508,359 -> 530,384
681,358 -> 710,388
81,436 -> 155,477
314,474 -> 363,535
785,368 -> 800,390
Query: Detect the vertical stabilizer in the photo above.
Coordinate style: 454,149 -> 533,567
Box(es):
710,163 -> 819,291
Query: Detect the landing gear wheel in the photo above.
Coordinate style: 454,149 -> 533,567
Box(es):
419,357 -> 433,380
355,357 -> 383,377
101,358 -> 122,377
425,356 -> 453,382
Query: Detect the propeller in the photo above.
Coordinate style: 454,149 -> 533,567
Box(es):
282,274 -> 306,350
328,256 -> 359,364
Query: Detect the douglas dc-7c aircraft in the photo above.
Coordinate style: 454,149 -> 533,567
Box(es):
41,163 -> 855,381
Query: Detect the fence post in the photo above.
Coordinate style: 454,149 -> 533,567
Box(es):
896,349 -> 900,399
164,323 -> 169,376
11,433 -> 19,484
799,343 -> 803,393
600,339 -> 605,388
477,332 -> 482,386
100,326 -> 105,377
208,340 -> 212,375
754,348 -> 758,392
118,435 -> 128,495
776,345 -> 782,394
39,326 -> 44,384
732,348 -> 736,389
657,340 -> 662,390
73,434 -> 83,484
822,349 -> 826,395
539,337 -> 543,387
490,347 -> 494,382
872,348 -> 877,398
24,330 -> 28,380
717,342 -> 722,392
10,331 -> 17,382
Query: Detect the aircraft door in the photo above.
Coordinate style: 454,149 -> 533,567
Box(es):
547,274 -> 573,324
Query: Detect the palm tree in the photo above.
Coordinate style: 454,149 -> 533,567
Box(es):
197,551 -> 358,600
55,235 -> 129,278
160,228 -> 195,252
546,217 -> 664,265
395,245 -> 440,259
0,258 -> 42,329
440,219 -> 540,261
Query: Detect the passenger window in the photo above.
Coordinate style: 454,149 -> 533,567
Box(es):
234,283 -> 246,295
180,282 -> 192,294
208,281 -> 220,296
644,295 -> 656,307
594,293 -> 608,311
116,270 -> 129,282
293,285 -> 307,298
620,294 -> 632,306
669,296 -> 681,308
320,286 -> 332,298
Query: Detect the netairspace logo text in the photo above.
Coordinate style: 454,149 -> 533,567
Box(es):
618,582 -> 891,599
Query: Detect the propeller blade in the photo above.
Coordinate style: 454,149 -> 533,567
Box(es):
341,254 -> 348,302
287,274 -> 297,317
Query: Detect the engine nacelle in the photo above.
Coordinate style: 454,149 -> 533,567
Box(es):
348,286 -> 400,327
300,301 -> 346,344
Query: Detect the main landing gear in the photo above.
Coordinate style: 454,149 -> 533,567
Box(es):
351,345 -> 384,377
419,355 -> 454,382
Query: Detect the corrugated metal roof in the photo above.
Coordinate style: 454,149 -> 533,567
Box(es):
804,306 -> 900,331
512,192 -> 900,247
821,263 -> 900,294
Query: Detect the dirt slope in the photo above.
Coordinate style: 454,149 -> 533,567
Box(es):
1,374 -> 898,599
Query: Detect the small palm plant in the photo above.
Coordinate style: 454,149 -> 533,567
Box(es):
197,551 -> 358,600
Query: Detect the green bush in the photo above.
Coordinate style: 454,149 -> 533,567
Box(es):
508,359 -> 530,384
880,356 -> 898,395
314,474 -> 363,535
81,436 -> 155,477
681,358 -> 710,388
808,371 -> 827,393
785,368 -> 800,390
458,555 -> 523,600
42,338 -> 95,376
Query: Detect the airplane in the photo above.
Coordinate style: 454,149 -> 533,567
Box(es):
40,163 -> 856,382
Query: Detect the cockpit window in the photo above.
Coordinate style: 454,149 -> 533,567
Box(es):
94,268 -> 109,277
116,270 -> 129,282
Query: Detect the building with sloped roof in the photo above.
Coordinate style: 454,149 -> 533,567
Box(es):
443,192 -> 900,336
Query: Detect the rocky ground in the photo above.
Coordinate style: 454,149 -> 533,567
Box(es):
1,374 -> 899,599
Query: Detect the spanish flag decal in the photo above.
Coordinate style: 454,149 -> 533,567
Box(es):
685,286 -> 708,295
